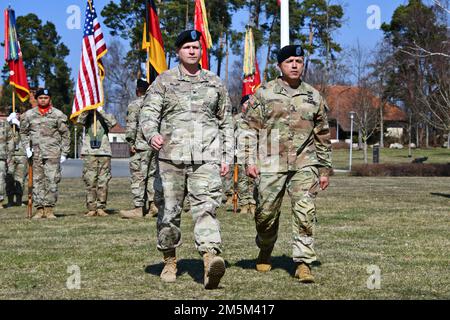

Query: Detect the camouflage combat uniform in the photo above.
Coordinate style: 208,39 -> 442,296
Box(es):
238,77 -> 332,265
6,124 -> 28,206
125,97 -> 157,208
234,112 -> 256,208
140,65 -> 233,255
77,109 -> 117,212
20,107 -> 70,209
0,119 -> 11,204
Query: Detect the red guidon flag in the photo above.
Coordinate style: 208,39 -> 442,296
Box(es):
4,7 -> 30,102
71,0 -> 107,120
242,27 -> 261,97
142,0 -> 167,82
194,0 -> 213,70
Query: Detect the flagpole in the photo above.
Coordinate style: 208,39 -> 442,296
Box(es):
146,47 -> 150,83
280,0 -> 289,47
12,90 -> 16,134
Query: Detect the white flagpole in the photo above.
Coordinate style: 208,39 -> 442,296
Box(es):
280,0 -> 290,48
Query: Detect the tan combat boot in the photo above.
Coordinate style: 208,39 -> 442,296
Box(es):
96,208 -> 109,217
256,248 -> 272,272
119,207 -> 143,219
249,204 -> 256,216
240,204 -> 250,214
85,210 -> 97,217
295,263 -> 315,283
32,207 -> 45,220
203,252 -> 226,289
160,249 -> 177,283
44,207 -> 57,219
148,202 -> 158,217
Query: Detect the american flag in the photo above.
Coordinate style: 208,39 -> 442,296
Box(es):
70,0 -> 107,120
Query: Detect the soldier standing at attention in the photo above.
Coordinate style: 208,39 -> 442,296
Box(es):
239,45 -> 332,283
235,95 -> 256,215
20,88 -> 70,219
6,110 -> 27,207
77,107 -> 117,217
0,115 -> 11,208
140,30 -> 234,289
120,79 -> 158,219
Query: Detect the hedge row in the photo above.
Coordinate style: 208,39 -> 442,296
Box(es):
350,164 -> 450,176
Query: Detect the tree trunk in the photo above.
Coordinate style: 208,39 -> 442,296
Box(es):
448,131 -> 450,149
425,123 -> 429,148
263,15 -> 277,82
363,140 -> 368,164
225,33 -> 229,88
380,103 -> 384,148
416,123 -> 419,148
358,128 -> 362,150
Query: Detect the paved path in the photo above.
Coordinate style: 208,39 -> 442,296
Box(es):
61,159 -> 130,178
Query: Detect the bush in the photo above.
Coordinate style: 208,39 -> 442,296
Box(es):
350,163 -> 450,176
332,141 -> 349,149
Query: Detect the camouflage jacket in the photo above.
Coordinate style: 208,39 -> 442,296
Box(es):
77,109 -> 117,156
0,119 -> 12,160
140,65 -> 234,164
20,107 -> 71,159
238,78 -> 332,176
125,96 -> 150,151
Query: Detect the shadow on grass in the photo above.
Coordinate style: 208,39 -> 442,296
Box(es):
145,259 -> 231,285
234,255 -> 322,276
430,192 -> 450,199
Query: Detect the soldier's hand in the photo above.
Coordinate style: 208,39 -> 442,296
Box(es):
319,176 -> 329,190
220,163 -> 229,177
246,165 -> 259,179
150,134 -> 164,151
26,147 -> 33,159
130,146 -> 136,155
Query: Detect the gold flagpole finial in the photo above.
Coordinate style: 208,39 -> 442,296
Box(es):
88,0 -> 93,12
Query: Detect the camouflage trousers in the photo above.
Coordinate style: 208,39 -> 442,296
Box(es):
6,155 -> 28,204
155,160 -> 223,255
0,160 -> 6,201
222,164 -> 256,206
255,166 -> 320,265
82,156 -> 111,211
32,157 -> 62,208
129,150 -> 156,207
238,164 -> 256,206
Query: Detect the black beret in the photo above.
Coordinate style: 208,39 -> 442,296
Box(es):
35,88 -> 51,98
277,45 -> 305,64
175,30 -> 202,48
137,79 -> 150,91
240,95 -> 251,106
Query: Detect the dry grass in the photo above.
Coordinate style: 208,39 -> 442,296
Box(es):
0,176 -> 449,300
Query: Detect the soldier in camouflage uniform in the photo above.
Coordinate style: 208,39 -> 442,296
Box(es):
140,30 -> 233,289
235,96 -> 256,215
120,79 -> 158,219
20,89 -> 70,219
238,45 -> 332,283
0,116 -> 12,207
6,111 -> 28,207
77,107 -> 117,217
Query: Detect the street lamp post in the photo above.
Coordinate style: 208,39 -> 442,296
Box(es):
349,111 -> 356,171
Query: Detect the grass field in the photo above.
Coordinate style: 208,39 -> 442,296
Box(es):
0,176 -> 449,300
332,147 -> 450,170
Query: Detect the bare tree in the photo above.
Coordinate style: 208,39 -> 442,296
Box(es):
348,41 -> 381,163
103,40 -> 136,126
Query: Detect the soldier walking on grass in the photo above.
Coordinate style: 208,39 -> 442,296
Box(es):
20,88 -> 70,219
238,45 -> 332,283
120,79 -> 158,219
77,107 -> 117,217
140,30 -> 234,289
